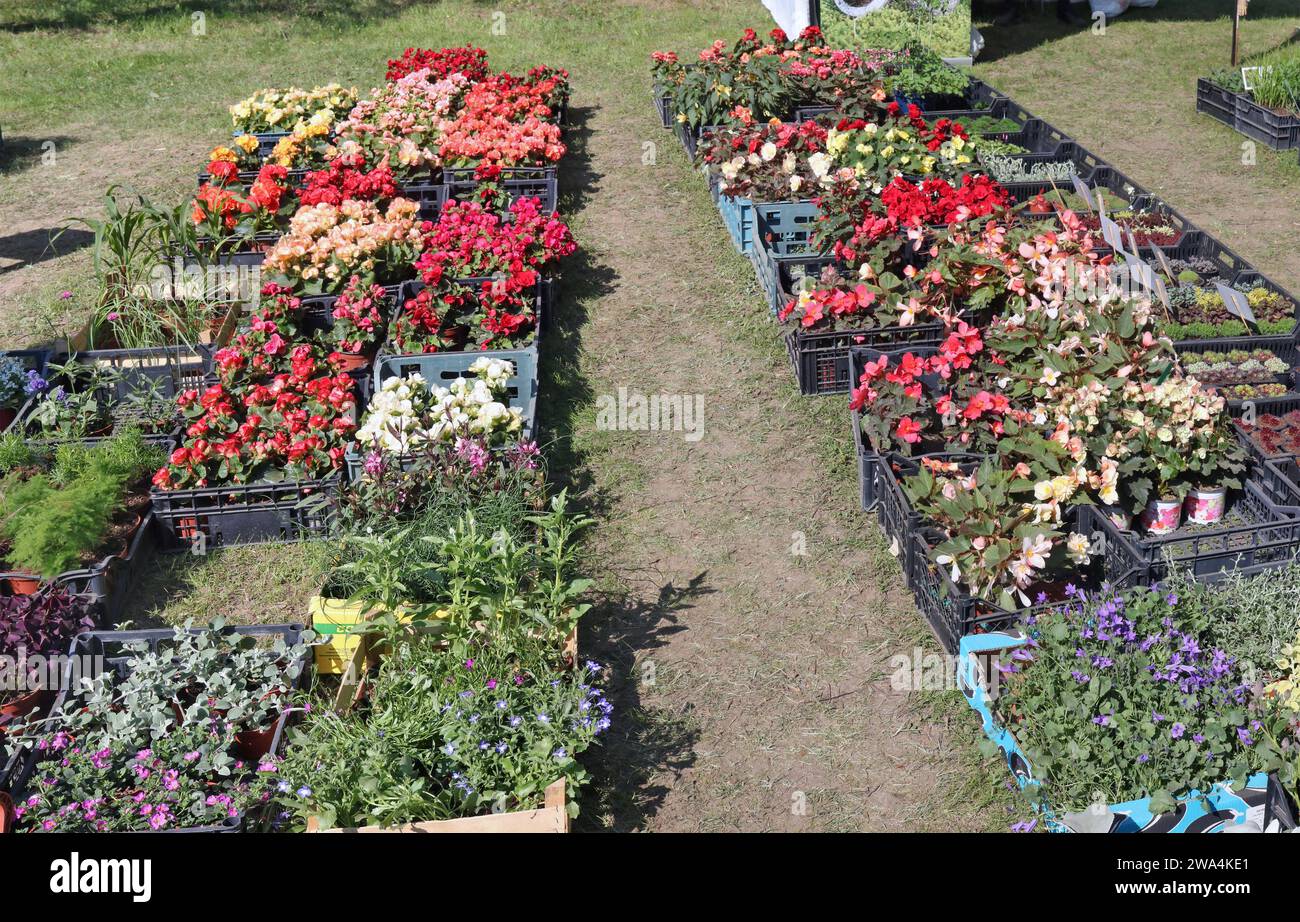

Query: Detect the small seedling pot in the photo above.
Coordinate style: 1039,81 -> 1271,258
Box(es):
1184,486 -> 1227,526
1139,496 -> 1182,535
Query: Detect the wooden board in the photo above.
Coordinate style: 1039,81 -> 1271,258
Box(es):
306,779 -> 569,834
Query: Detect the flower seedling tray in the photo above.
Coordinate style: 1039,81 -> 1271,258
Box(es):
1157,230 -> 1250,279
1196,77 -> 1238,131
1082,477 -> 1300,588
997,165 -> 1149,208
1229,395 -> 1300,467
3,622 -> 310,833
1233,93 -> 1300,152
958,630 -> 1278,832
1174,335 -> 1300,408
441,166 -> 558,214
151,475 -> 341,551
785,323 -> 943,396
369,346 -> 538,441
905,525 -> 1094,655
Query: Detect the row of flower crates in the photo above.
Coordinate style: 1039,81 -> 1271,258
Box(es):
1196,77 -> 1300,152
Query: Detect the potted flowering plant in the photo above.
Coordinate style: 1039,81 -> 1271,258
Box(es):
354,358 -> 525,460
0,590 -> 96,732
229,84 -> 357,136
391,279 -> 538,354
192,163 -> 295,254
697,113 -> 828,203
822,105 -> 976,188
385,45 -> 490,83
330,70 -> 470,179
325,275 -> 391,369
6,622 -> 312,832
0,357 -> 27,431
904,458 -> 1093,610
260,197 -> 425,296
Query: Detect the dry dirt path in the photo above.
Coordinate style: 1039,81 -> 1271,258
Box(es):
553,30 -> 1013,832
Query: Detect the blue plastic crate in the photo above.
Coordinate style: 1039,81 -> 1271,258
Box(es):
717,194 -> 753,254
371,347 -> 538,438
960,631 -> 1277,833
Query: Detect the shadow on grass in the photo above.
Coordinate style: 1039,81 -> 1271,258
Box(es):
0,226 -> 94,273
576,572 -> 711,832
975,0 -> 1300,64
0,0 -> 496,33
539,104 -> 613,515
0,135 -> 78,179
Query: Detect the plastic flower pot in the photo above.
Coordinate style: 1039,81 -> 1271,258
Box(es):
0,407 -> 16,431
308,595 -> 438,676
0,792 -> 12,834
331,352 -> 371,373
0,689 -> 53,733
1139,497 -> 1182,535
1184,487 -> 1227,526
1098,504 -> 1133,531
5,573 -> 41,595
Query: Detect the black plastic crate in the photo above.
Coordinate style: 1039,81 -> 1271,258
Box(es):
1233,93 -> 1300,152
981,116 -> 1071,155
1083,479 -> 1300,588
785,323 -> 944,396
0,348 -> 51,377
43,511 -> 160,628
297,283 -> 402,344
191,233 -> 280,268
1174,335 -> 1300,406
441,166 -> 557,213
998,163 -> 1146,206
653,89 -> 673,129
2,622 -> 309,833
1196,77 -> 1238,130
906,525 -> 1081,655
395,174 -> 445,222
151,475 -> 341,551
1158,230 -> 1251,280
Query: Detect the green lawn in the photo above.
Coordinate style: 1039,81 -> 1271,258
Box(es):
974,1 -> 1300,290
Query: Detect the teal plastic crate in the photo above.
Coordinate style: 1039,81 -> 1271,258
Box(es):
718,194 -> 753,254
371,347 -> 538,437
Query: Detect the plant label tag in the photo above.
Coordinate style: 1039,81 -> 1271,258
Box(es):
1070,175 -> 1095,211
1123,253 -> 1148,293
1153,273 -> 1170,308
1241,65 -> 1270,91
1100,214 -> 1125,251
1126,227 -> 1141,257
1153,244 -> 1176,282
1215,282 -> 1257,327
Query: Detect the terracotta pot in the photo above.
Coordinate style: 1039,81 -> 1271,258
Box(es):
332,351 -> 371,373
6,573 -> 41,595
1184,486 -> 1227,526
0,688 -> 53,734
177,516 -> 201,540
0,407 -> 16,432
1139,497 -> 1182,535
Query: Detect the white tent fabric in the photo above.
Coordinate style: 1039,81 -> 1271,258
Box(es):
762,0 -> 814,35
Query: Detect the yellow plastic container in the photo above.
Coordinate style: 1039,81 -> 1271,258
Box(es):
309,597 -> 445,675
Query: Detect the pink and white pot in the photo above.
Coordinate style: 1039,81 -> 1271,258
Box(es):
1139,497 -> 1182,535
1184,487 -> 1227,526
